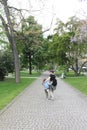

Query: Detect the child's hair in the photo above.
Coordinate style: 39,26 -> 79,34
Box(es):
43,78 -> 46,82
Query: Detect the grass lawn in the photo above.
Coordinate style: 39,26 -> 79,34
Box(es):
0,71 -> 39,110
64,77 -> 87,95
20,70 -> 41,77
57,70 -> 87,95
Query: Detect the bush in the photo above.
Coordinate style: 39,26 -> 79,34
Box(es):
0,51 -> 14,81
0,65 -> 7,81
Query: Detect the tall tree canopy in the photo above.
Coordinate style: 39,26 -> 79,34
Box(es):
14,16 -> 44,74
49,16 -> 87,75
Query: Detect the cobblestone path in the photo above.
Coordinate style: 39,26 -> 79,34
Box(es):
0,71 -> 87,130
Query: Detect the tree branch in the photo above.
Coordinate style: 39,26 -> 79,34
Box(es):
9,6 -> 41,13
0,14 -> 12,43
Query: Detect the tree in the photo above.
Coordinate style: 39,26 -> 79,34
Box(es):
0,0 -> 53,77
48,33 -> 70,71
0,0 -> 20,83
51,16 -> 87,75
66,16 -> 87,75
15,16 -> 43,74
33,39 -> 49,71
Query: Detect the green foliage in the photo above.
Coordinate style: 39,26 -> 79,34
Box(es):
48,33 -> 70,66
47,16 -> 87,75
15,16 -> 44,73
2,51 -> 14,73
0,50 -> 14,80
33,39 -> 50,70
0,64 -> 7,81
58,65 -> 68,73
0,52 -> 6,81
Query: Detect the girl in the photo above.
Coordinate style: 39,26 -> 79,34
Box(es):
42,78 -> 50,99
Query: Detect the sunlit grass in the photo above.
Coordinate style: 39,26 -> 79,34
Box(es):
57,69 -> 87,95
0,77 -> 36,110
64,77 -> 87,95
20,70 -> 41,77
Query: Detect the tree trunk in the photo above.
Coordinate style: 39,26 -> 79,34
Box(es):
75,58 -> 79,72
2,0 -> 20,83
28,54 -> 32,75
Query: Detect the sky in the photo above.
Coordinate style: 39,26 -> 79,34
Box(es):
8,0 -> 87,35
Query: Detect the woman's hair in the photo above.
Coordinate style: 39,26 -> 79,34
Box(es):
50,70 -> 54,73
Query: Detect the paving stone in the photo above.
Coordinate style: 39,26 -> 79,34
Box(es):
0,71 -> 87,130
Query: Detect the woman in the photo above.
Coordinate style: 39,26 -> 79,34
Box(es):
46,70 -> 57,100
